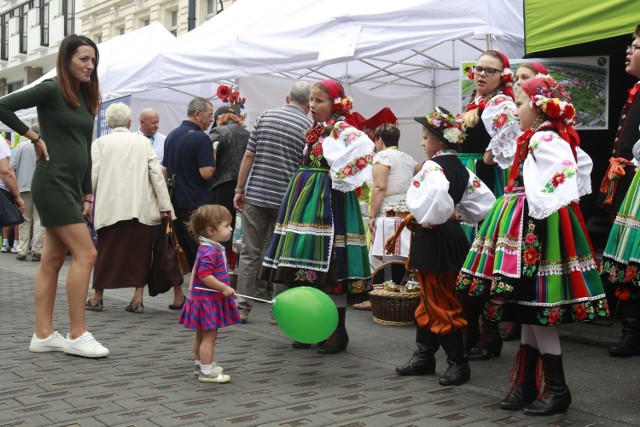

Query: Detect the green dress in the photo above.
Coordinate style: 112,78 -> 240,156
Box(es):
0,78 -> 94,227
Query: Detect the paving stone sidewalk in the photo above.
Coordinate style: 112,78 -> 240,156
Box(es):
1,254 -> 639,426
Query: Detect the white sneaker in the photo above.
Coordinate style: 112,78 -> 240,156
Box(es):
64,332 -> 110,358
10,247 -> 18,254
29,331 -> 67,353
198,369 -> 229,383
0,246 -> 8,253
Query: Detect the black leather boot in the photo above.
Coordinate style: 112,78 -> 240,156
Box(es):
609,299 -> 640,357
396,327 -> 439,375
523,353 -> 572,416
317,308 -> 349,354
462,296 -> 482,353
468,318 -> 503,360
500,344 -> 540,410
502,322 -> 522,341
438,330 -> 470,386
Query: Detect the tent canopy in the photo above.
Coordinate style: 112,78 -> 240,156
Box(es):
525,0 -> 638,55
105,0 -> 524,108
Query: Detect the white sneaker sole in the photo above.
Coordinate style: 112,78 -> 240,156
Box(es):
29,345 -> 65,353
63,347 -> 110,358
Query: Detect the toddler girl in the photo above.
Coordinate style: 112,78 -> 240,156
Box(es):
179,205 -> 242,383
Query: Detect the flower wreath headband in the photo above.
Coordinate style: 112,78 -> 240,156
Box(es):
415,106 -> 467,145
521,76 -> 576,126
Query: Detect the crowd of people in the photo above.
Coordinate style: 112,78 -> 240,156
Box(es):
0,28 -> 640,411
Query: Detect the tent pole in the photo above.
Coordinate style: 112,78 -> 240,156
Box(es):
485,34 -> 492,50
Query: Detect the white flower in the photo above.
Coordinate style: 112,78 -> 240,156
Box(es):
443,127 -> 461,144
502,67 -> 512,76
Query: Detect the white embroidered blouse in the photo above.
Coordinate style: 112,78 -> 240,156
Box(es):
406,152 -> 496,227
472,93 -> 520,169
321,120 -> 376,192
523,126 -> 593,220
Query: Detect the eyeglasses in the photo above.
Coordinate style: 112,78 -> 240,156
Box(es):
628,45 -> 640,54
473,65 -> 502,76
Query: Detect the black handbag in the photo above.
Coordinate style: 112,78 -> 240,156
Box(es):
148,216 -> 185,297
0,189 -> 23,227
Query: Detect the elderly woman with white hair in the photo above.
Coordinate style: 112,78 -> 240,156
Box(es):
85,103 -> 173,313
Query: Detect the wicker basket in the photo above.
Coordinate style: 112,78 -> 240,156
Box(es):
368,260 -> 420,326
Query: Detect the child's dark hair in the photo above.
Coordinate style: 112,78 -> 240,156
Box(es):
374,123 -> 400,147
188,204 -> 232,240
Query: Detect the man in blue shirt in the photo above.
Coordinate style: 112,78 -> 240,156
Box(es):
163,97 -> 215,309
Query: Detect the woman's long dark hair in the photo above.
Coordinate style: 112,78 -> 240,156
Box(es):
56,34 -> 101,116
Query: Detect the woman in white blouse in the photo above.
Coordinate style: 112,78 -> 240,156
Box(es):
355,124 -> 418,310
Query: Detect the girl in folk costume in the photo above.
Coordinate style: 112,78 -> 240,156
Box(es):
458,50 -> 520,361
261,79 -> 374,354
502,61 -> 550,344
392,107 -> 495,386
458,76 -> 608,415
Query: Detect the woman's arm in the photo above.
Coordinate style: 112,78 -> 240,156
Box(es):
368,163 -> 390,218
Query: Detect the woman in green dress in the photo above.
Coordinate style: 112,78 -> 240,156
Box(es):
0,35 -> 109,358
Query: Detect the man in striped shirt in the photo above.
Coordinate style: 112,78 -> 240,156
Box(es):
233,81 -> 312,322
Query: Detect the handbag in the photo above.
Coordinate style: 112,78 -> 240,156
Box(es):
0,189 -> 23,227
148,216 -> 187,296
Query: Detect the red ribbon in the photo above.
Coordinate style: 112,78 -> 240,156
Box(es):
627,83 -> 640,105
506,129 -> 534,192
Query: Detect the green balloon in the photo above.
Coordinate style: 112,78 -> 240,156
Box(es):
272,287 -> 338,344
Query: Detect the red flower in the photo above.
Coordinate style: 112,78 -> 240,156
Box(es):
551,172 -> 566,187
412,180 -> 420,188
312,144 -> 323,157
575,304 -> 587,321
625,265 -> 637,282
355,156 -> 368,170
472,179 -> 481,188
524,233 -> 537,244
523,247 -> 539,265
544,100 -> 561,118
342,164 -> 354,177
495,113 -> 508,128
216,85 -> 231,101
548,307 -> 560,324
229,91 -> 239,103
486,304 -> 496,320
468,278 -> 478,293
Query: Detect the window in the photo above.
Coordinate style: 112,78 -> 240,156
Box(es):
7,80 -> 24,93
40,1 -> 48,46
1,14 -> 8,60
62,0 -> 73,35
168,9 -> 177,36
118,26 -> 124,35
142,18 -> 149,27
170,10 -> 177,27
95,33 -> 101,43
207,0 -> 223,15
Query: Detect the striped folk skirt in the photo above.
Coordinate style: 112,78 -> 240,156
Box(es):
261,166 -> 370,295
457,189 -> 608,325
603,168 -> 640,297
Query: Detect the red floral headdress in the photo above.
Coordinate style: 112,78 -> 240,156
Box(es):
466,50 -> 514,101
521,76 -> 575,126
216,84 -> 247,123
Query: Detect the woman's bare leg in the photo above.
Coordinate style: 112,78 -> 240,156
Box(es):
51,223 -> 97,339
34,228 -> 67,338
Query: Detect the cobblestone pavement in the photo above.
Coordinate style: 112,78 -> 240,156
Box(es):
1,254 -> 639,426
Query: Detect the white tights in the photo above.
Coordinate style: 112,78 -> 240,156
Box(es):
520,324 -> 561,355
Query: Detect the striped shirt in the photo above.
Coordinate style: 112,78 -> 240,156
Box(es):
244,104 -> 312,209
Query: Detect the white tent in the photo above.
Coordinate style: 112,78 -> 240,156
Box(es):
105,0 -> 523,158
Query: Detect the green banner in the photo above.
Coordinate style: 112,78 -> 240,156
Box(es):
525,0 -> 639,54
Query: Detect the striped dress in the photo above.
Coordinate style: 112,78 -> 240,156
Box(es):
179,239 -> 242,330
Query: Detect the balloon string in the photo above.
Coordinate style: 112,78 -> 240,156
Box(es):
193,286 -> 274,304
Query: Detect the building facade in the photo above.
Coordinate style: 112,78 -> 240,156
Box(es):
0,0 -> 232,95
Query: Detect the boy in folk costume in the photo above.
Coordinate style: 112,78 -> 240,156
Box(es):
391,107 -> 495,386
599,24 -> 640,358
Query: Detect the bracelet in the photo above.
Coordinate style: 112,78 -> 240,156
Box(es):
234,188 -> 244,194
82,199 -> 93,203
32,135 -> 41,144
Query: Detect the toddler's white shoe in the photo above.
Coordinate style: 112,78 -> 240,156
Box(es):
198,369 -> 230,383
29,331 -> 67,353
64,332 -> 110,358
